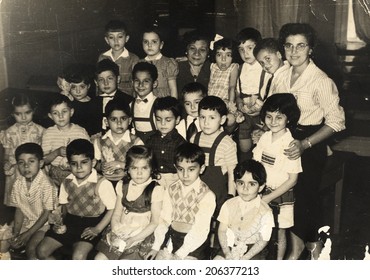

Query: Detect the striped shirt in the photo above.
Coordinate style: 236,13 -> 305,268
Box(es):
9,170 -> 57,230
191,130 -> 238,174
271,60 -> 345,132
41,124 -> 90,166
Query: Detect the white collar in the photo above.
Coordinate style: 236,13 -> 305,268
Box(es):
135,92 -> 155,102
102,129 -> 131,144
66,169 -> 98,187
100,90 -> 117,97
237,195 -> 261,211
179,177 -> 202,195
129,177 -> 153,188
145,53 -> 163,61
103,48 -> 129,60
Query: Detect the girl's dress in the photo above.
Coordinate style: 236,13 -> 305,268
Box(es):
1,121 -> 44,205
252,129 -> 302,228
208,63 -> 238,101
96,179 -> 163,259
141,54 -> 179,98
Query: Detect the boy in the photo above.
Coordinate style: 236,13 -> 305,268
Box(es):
9,143 -> 57,260
146,96 -> 186,189
146,143 -> 216,260
235,28 -> 272,158
42,95 -> 90,187
214,159 -> 274,260
95,59 -> 134,130
130,62 -> 158,143
98,20 -> 139,96
37,139 -> 116,260
93,99 -> 143,187
176,82 -> 207,140
254,38 -> 290,98
191,96 -> 238,212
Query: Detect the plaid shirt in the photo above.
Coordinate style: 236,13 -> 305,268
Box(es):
146,129 -> 186,174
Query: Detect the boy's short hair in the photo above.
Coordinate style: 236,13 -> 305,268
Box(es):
15,143 -> 43,161
143,24 -> 164,41
253,38 -> 282,58
104,99 -> 131,118
236,27 -> 262,45
66,139 -> 94,161
49,95 -> 73,112
260,93 -> 301,130
95,59 -> 120,77
198,96 -> 228,117
105,20 -> 128,34
64,64 -> 92,85
234,159 -> 266,187
182,82 -> 207,97
175,142 -> 205,166
132,62 -> 158,81
153,96 -> 181,119
211,38 -> 238,63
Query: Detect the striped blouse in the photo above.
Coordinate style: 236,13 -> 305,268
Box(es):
271,60 -> 345,132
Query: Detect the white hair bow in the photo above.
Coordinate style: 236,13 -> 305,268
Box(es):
210,34 -> 224,50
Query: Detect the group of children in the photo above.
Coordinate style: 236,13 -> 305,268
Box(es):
1,19 -> 306,260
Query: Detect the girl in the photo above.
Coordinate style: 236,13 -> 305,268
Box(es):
252,94 -> 302,260
95,145 -> 163,260
141,25 -> 179,98
1,93 -> 44,206
208,38 -> 241,130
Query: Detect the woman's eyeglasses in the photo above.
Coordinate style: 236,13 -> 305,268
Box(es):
283,43 -> 309,52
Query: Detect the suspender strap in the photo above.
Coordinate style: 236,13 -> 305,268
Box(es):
131,102 -> 156,131
237,63 -> 266,100
193,131 -> 227,166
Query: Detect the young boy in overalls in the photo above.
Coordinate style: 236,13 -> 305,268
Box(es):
130,62 -> 158,144
190,96 -> 238,250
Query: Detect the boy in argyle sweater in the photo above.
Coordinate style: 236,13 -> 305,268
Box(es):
146,142 -> 216,260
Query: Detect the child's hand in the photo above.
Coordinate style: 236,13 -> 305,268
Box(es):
90,132 -> 102,142
102,161 -> 123,175
57,146 -> 67,157
81,226 -> 100,240
124,237 -> 135,249
145,249 -> 158,260
10,232 -> 30,248
251,129 -> 265,144
3,161 -> 15,176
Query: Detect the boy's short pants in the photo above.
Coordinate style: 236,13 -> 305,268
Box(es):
238,114 -> 262,140
45,213 -> 104,248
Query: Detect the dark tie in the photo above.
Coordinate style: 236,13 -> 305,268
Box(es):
136,98 -> 148,104
100,94 -> 114,100
186,118 -> 198,141
264,75 -> 274,100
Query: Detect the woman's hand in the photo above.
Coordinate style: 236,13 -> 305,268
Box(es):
284,139 -> 305,160
145,249 -> 158,260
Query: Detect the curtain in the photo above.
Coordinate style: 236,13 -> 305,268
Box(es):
234,0 -> 310,38
353,0 -> 370,43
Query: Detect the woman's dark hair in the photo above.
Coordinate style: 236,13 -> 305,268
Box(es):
279,23 -> 316,49
260,93 -> 301,130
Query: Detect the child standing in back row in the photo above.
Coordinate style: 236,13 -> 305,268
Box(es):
1,94 -> 44,205
235,28 -> 272,159
253,94 -> 302,260
98,20 -> 139,96
141,25 -> 179,98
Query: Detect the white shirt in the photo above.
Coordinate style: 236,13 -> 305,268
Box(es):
177,115 -> 201,139
102,48 -> 129,61
131,92 -> 157,132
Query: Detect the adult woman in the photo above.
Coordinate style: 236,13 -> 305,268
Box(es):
177,31 -> 211,100
271,23 -> 345,259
